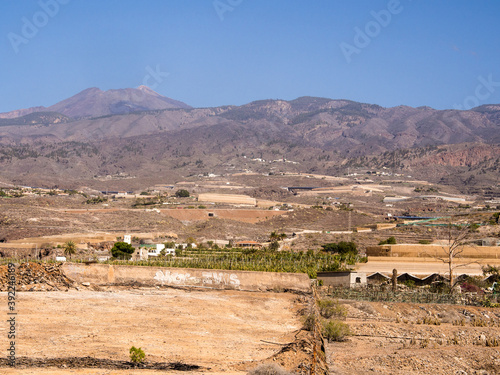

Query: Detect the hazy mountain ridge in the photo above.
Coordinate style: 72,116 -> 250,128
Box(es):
0,91 -> 498,191
0,86 -> 191,120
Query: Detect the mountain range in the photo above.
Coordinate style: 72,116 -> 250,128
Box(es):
0,87 -> 498,193
0,86 -> 190,119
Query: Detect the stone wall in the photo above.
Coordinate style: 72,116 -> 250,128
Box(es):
367,244 -> 500,259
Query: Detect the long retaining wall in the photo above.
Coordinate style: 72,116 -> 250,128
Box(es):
367,244 -> 500,259
62,263 -> 311,293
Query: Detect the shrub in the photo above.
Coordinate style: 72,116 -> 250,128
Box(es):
422,316 -> 441,325
459,276 -> 487,292
429,281 -> 451,294
317,299 -> 347,319
482,297 -> 500,308
460,282 -> 483,294
378,236 -> 397,245
303,314 -> 316,331
248,363 -> 294,375
85,196 -> 107,204
322,320 -> 350,342
129,346 -> 145,363
471,317 -> 488,327
419,239 -> 432,244
470,223 -> 480,232
491,212 -> 499,224
402,280 -> 416,289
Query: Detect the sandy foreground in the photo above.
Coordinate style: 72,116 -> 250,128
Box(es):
0,288 -> 303,374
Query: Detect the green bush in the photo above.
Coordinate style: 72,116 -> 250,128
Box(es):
129,346 -> 145,363
379,236 -> 396,245
470,223 -> 480,232
490,212 -> 499,225
175,189 -> 190,198
85,196 -> 107,204
322,320 -> 350,342
317,299 -> 347,319
402,280 -> 416,289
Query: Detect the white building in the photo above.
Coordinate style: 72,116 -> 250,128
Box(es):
124,235 -> 132,244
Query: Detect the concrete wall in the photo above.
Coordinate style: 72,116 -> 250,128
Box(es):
317,271 -> 367,288
62,263 -> 311,293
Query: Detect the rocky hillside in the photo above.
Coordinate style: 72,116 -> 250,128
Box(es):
0,94 -> 498,191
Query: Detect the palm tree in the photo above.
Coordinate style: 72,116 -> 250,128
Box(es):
269,231 -> 279,241
63,240 -> 77,260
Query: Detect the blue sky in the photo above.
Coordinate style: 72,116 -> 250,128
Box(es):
0,0 -> 499,112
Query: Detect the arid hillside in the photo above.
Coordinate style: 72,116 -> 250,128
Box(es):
0,95 -> 498,192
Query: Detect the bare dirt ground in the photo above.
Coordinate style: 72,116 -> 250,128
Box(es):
159,208 -> 286,224
327,300 -> 500,375
1,288 -> 304,374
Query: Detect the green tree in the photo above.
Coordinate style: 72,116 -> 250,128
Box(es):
321,241 -> 358,256
268,240 -> 279,251
63,240 -> 77,259
175,189 -> 190,198
268,232 -> 286,251
129,346 -> 145,363
111,242 -> 136,260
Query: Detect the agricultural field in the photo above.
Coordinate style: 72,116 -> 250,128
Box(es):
106,247 -> 360,278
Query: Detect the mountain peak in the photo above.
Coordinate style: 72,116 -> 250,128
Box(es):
44,87 -> 191,118
136,85 -> 162,97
